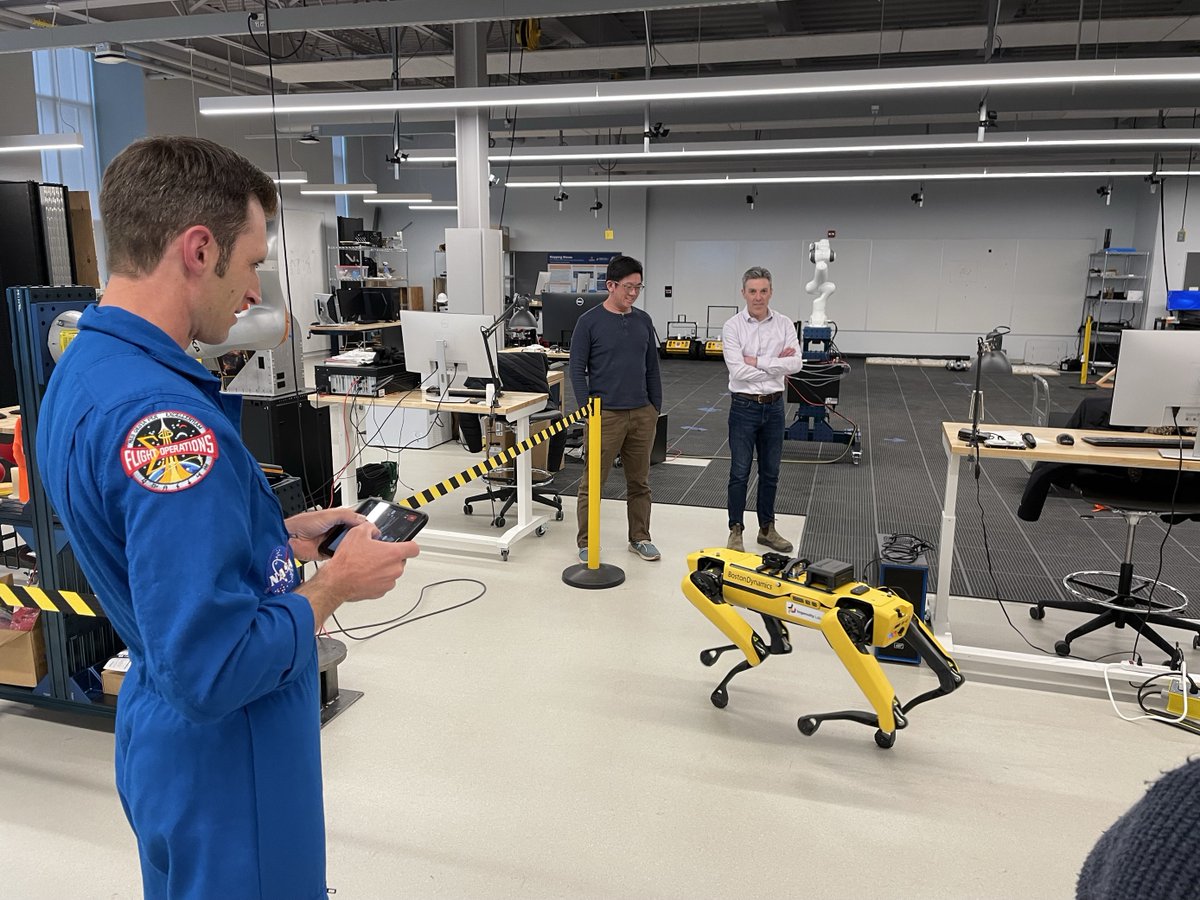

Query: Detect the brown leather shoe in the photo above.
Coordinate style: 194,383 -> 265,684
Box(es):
727,524 -> 744,552
757,523 -> 793,554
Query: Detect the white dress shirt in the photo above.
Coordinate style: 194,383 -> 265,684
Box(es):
721,307 -> 804,395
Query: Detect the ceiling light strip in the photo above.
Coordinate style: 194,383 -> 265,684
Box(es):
363,193 -> 434,203
505,168 -> 1200,188
299,183 -> 377,195
0,133 -> 84,153
200,58 -> 1200,117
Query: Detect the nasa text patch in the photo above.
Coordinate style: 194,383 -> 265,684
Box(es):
121,410 -> 220,493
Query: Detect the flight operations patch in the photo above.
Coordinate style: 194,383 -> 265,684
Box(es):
121,410 -> 220,493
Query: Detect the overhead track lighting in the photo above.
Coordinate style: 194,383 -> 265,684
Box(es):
0,133 -> 84,153
269,171 -> 309,185
297,131 -> 321,144
299,183 -> 377,196
393,129 -> 1200,167
363,193 -> 434,204
504,167 -> 1200,189
410,204 -> 457,211
200,58 -> 1200,118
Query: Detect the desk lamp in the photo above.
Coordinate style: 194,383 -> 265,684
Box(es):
479,295 -> 539,408
967,326 -> 1013,451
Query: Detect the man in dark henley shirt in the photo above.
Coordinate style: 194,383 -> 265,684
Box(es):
568,255 -> 663,562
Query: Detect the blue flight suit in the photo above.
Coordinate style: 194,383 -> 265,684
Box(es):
38,306 -> 326,899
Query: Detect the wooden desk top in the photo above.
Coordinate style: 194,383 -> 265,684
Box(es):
942,422 -> 1200,471
314,389 -> 548,417
309,321 -> 405,334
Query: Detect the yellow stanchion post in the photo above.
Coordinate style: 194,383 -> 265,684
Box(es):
1070,315 -> 1098,391
562,397 -> 626,589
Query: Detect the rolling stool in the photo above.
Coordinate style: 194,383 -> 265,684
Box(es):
1030,496 -> 1200,667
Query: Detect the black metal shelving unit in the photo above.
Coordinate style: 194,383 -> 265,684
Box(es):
3,285 -> 118,718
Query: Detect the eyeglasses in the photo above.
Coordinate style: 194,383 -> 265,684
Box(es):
610,281 -> 645,294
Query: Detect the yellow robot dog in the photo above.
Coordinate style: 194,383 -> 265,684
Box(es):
683,548 -> 964,749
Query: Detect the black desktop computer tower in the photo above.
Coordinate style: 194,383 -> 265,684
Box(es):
240,392 -> 336,509
873,533 -> 931,665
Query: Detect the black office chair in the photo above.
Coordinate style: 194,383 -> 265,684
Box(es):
1029,492 -> 1200,667
459,353 -> 565,528
1020,396 -> 1200,666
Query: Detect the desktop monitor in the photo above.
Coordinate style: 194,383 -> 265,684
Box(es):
539,292 -> 608,348
400,311 -> 495,395
336,215 -> 364,245
335,287 -> 399,324
1110,330 -> 1200,458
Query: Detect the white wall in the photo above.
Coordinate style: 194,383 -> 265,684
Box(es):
0,54 -> 43,183
644,179 -> 1146,361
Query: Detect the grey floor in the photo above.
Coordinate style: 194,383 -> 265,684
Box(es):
5,364 -> 1200,898
3,497 -> 1196,899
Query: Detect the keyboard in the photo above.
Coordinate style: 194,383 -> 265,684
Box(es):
424,387 -> 494,400
1082,435 -> 1196,449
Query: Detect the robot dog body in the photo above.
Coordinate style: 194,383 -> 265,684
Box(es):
683,548 -> 963,748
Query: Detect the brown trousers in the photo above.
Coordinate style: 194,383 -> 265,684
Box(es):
576,404 -> 658,548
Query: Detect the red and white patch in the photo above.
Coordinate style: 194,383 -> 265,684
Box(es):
121,410 -> 219,493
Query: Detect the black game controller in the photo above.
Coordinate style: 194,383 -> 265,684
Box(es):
319,498 -> 428,557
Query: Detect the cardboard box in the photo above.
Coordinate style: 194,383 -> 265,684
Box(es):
0,574 -> 48,688
101,651 -> 130,696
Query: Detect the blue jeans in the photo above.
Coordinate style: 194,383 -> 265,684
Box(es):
727,394 -> 785,529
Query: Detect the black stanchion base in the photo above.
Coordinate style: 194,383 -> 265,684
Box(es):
1068,383 -> 1098,390
562,562 -> 626,589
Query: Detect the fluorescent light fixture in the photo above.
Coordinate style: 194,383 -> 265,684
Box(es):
473,129 -> 1200,164
0,133 -> 84,153
269,171 -> 309,185
410,204 -> 458,211
200,57 -> 1200,117
363,193 -> 434,204
505,166 -> 1200,188
299,183 -> 377,195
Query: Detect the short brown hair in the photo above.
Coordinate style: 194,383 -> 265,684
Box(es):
100,136 -> 278,278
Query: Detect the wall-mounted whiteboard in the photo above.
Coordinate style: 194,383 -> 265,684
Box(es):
936,239 -> 1018,334
673,239 -> 806,334
865,240 -> 943,333
670,235 -> 1092,354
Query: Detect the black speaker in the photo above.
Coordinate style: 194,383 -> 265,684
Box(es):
874,533 -> 930,665
240,392 -> 336,509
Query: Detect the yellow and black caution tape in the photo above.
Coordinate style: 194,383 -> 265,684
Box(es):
1,399 -> 598,617
396,398 -> 594,510
0,581 -> 105,618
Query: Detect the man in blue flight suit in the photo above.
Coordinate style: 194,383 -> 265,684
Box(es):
37,136 -> 418,899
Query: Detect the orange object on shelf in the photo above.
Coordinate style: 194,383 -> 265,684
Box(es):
12,415 -> 29,503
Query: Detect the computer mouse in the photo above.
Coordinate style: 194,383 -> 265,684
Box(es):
1056,433 -> 1075,446
1022,432 -> 1037,448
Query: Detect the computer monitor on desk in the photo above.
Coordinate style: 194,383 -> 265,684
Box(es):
1110,330 -> 1200,459
539,292 -> 607,348
399,311 -> 495,397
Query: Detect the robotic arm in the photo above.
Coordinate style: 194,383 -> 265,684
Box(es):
192,219 -> 290,356
804,239 -> 836,328
681,547 -> 963,749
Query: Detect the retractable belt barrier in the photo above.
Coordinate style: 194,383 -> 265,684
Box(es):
394,398 -> 594,510
0,582 -> 103,618
0,399 -> 598,619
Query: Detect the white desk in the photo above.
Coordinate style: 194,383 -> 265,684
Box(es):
936,421 -> 1200,686
313,390 -> 549,560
